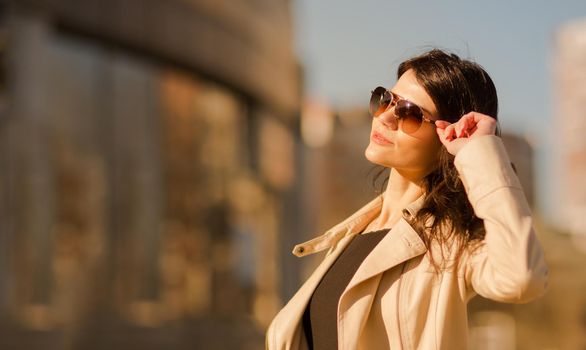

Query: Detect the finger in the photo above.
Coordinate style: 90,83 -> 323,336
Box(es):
463,116 -> 476,137
465,111 -> 494,126
454,117 -> 466,137
470,111 -> 489,122
455,121 -> 464,138
435,126 -> 452,147
435,120 -> 451,129
456,114 -> 476,137
435,125 -> 445,139
444,124 -> 457,141
454,116 -> 466,136
467,112 -> 497,135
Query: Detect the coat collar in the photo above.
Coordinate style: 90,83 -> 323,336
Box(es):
271,195 -> 428,348
292,194 -> 427,257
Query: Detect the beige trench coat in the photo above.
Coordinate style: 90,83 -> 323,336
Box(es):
266,135 -> 549,349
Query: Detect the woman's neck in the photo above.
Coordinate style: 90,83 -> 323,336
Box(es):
363,169 -> 426,232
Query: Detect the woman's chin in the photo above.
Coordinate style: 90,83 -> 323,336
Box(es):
364,146 -> 389,167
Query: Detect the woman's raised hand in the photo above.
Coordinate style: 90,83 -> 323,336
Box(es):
435,112 -> 497,156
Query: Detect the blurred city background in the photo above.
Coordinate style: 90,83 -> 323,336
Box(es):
0,0 -> 585,349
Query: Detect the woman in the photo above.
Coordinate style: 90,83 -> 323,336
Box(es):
266,49 -> 548,349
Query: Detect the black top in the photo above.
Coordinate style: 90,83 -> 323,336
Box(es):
302,228 -> 390,350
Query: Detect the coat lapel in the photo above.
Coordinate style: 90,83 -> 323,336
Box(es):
343,217 -> 427,293
271,233 -> 355,348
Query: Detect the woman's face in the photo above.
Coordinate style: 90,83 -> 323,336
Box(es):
365,69 -> 443,179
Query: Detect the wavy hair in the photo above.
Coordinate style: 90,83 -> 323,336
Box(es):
374,49 -> 500,269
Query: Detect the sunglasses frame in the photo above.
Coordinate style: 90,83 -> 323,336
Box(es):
369,86 -> 436,132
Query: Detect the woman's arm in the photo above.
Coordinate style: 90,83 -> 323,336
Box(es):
453,134 -> 548,303
436,113 -> 548,303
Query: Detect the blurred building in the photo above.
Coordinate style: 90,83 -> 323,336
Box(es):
0,1 -> 300,349
554,18 -> 586,236
300,106 -> 372,232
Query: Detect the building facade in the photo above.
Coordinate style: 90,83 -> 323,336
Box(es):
0,1 -> 300,349
554,18 -> 586,236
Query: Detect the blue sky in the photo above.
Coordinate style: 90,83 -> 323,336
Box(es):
291,0 -> 586,221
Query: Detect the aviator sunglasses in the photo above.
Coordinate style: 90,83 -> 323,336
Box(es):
369,86 -> 436,134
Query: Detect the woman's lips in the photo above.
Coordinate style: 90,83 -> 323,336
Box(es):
371,131 -> 393,145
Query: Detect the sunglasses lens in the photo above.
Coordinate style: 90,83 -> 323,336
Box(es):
370,87 -> 429,134
395,100 -> 424,134
369,87 -> 392,117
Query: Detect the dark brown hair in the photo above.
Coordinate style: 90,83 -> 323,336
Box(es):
376,49 -> 499,269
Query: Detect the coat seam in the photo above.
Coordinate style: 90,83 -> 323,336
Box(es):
434,272 -> 445,350
338,309 -> 344,350
397,260 -> 410,349
471,185 -> 523,207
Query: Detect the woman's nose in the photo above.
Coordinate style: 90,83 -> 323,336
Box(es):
376,109 -> 399,130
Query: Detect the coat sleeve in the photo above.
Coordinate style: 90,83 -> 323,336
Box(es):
455,135 -> 549,303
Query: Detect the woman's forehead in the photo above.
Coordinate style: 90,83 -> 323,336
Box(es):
393,70 -> 438,117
